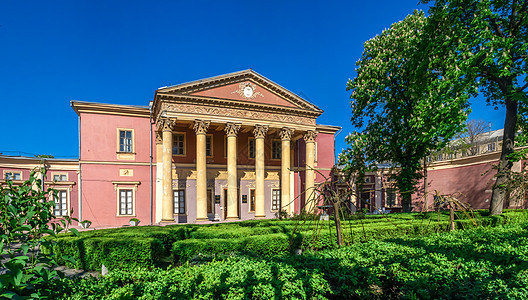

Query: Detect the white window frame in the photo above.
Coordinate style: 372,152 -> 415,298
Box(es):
53,189 -> 69,217
174,189 -> 186,215
117,128 -> 135,153
3,170 -> 22,181
271,188 -> 281,211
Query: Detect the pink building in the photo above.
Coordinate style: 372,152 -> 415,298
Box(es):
0,155 -> 80,221
70,70 -> 340,227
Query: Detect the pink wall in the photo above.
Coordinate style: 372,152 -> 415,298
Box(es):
412,162 -> 497,210
79,112 -> 154,227
80,113 -> 152,163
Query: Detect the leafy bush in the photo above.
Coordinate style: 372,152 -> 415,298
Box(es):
57,224 -> 528,299
0,170 -> 79,299
47,236 -> 164,271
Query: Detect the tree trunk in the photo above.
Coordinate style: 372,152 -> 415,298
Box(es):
490,85 -> 517,215
449,203 -> 455,231
402,193 -> 412,212
423,158 -> 428,211
331,200 -> 343,246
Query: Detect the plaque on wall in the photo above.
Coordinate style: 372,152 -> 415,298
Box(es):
215,195 -> 221,204
242,195 -> 248,203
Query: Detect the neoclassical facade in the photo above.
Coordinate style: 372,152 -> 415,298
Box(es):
72,70 -> 340,227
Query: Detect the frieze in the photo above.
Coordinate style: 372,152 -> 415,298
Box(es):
161,103 -> 316,126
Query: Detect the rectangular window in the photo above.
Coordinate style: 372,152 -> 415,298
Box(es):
53,174 -> 67,181
248,138 -> 255,159
488,143 -> 496,152
173,134 -> 185,155
119,130 -> 133,153
174,190 -> 185,214
272,140 -> 281,160
54,190 -> 68,216
206,135 -> 213,157
386,188 -> 396,207
4,172 -> 21,181
271,189 -> 281,211
249,189 -> 255,212
119,189 -> 133,215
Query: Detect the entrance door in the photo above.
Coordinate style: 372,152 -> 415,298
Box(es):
207,189 -> 213,214
223,188 -> 240,219
224,188 -> 228,219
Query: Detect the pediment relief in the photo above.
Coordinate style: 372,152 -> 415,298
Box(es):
155,70 -> 322,114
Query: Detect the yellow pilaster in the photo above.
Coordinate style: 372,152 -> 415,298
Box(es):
253,125 -> 268,218
155,132 -> 163,223
280,128 -> 294,215
160,118 -> 175,222
304,130 -> 317,213
225,122 -> 241,220
194,120 -> 210,221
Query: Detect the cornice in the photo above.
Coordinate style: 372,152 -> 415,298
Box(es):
71,101 -> 150,118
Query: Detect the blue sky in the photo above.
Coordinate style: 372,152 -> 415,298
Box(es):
0,0 -> 505,158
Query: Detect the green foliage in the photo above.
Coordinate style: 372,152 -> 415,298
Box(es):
47,236 -> 164,271
0,170 -> 78,299
342,11 -> 471,211
423,0 -> 528,214
56,223 -> 528,299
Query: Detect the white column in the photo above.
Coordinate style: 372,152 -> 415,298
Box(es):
304,130 -> 317,213
280,128 -> 294,215
253,125 -> 268,218
225,122 -> 241,220
159,118 -> 175,222
194,120 -> 210,221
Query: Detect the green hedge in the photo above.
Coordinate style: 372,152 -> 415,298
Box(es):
46,236 -> 164,271
56,224 -> 528,299
49,210 -> 528,270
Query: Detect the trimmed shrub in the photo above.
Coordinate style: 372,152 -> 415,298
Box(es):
48,236 -> 164,271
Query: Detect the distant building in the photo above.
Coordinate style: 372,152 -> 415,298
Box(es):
336,128 -> 527,214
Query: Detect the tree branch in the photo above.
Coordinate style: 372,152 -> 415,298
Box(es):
489,17 -> 506,38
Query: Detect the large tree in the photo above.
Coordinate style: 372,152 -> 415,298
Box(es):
342,11 -> 470,212
424,0 -> 528,214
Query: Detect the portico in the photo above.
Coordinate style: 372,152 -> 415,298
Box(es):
151,70 -> 334,223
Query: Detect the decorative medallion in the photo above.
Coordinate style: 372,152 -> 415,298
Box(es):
232,82 -> 264,100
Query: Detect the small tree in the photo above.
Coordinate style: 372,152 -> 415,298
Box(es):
455,119 -> 489,156
0,170 -> 78,298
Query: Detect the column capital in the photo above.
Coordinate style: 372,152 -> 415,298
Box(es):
253,124 -> 269,139
303,130 -> 318,143
279,128 -> 295,141
225,122 -> 241,137
155,132 -> 163,145
193,120 -> 210,135
157,118 -> 176,132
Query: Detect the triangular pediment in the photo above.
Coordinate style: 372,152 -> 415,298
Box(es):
155,70 -> 322,113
